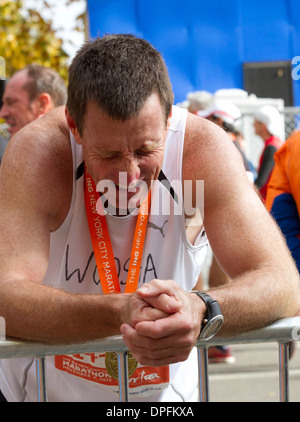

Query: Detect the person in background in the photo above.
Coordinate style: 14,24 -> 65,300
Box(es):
186,90 -> 213,114
0,63 -> 67,139
198,99 -> 252,178
266,130 -> 300,359
253,105 -> 284,201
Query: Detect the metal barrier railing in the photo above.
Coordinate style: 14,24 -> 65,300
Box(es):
1,317 -> 300,402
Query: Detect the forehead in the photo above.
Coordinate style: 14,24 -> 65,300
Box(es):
82,94 -> 167,144
3,71 -> 29,99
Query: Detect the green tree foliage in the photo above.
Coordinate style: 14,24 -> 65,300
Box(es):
0,0 -> 85,82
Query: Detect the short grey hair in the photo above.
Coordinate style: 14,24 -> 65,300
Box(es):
21,64 -> 67,106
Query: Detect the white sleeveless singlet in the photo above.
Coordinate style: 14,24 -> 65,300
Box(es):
0,106 -> 208,402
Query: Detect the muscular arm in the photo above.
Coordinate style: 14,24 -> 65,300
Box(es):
0,109 -> 169,344
0,110 -> 98,342
121,115 -> 299,366
184,114 -> 300,334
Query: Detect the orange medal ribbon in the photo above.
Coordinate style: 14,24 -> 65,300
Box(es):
84,167 -> 151,294
57,167 -> 170,388
75,167 -> 170,387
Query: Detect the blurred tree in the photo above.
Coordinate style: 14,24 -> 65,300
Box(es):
66,0 -> 87,37
0,0 -> 86,82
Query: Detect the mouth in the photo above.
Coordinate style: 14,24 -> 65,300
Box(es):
5,122 -> 15,134
116,179 -> 147,192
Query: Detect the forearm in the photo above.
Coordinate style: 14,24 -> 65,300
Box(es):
207,263 -> 300,336
0,279 -> 125,344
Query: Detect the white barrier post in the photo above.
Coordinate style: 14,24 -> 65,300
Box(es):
117,352 -> 129,402
278,342 -> 289,402
197,347 -> 209,402
36,357 -> 47,402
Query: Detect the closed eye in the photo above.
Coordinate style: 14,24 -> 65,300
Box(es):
3,98 -> 18,106
135,149 -> 154,156
97,151 -> 120,159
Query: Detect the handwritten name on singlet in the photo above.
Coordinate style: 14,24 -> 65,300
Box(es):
64,244 -> 157,287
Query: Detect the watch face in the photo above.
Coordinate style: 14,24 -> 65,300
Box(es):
200,315 -> 223,340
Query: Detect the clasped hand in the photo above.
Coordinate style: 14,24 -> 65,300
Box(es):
120,279 -> 203,367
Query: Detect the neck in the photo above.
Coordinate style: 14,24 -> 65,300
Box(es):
262,131 -> 273,142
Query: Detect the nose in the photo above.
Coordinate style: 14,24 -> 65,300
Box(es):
0,104 -> 8,119
118,154 -> 141,186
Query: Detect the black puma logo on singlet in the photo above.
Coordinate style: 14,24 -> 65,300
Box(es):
148,220 -> 168,237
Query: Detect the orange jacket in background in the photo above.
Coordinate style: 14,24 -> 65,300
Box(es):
266,131 -> 300,271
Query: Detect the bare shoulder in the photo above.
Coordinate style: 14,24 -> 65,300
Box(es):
183,112 -> 243,181
183,112 -> 252,204
0,106 -> 73,230
3,106 -> 70,165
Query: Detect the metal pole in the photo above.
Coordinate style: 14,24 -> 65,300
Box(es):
35,357 -> 47,402
197,347 -> 209,402
117,352 -> 129,402
278,342 -> 289,402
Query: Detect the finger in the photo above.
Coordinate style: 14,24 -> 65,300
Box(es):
120,324 -> 192,366
132,350 -> 192,367
136,304 -> 169,322
137,280 -> 176,298
135,312 -> 193,339
121,323 -> 193,350
121,323 -> 170,349
120,322 -> 136,345
141,293 -> 182,314
137,281 -> 183,314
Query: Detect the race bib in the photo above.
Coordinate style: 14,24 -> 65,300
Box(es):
55,353 -> 169,395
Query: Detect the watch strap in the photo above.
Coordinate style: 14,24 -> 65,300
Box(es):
190,291 -> 223,321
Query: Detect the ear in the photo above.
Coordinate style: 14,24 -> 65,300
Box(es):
166,108 -> 172,130
65,107 -> 83,145
33,93 -> 53,117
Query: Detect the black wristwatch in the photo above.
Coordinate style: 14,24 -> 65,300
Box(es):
190,291 -> 224,340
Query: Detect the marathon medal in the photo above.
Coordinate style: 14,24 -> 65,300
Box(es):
105,351 -> 138,380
